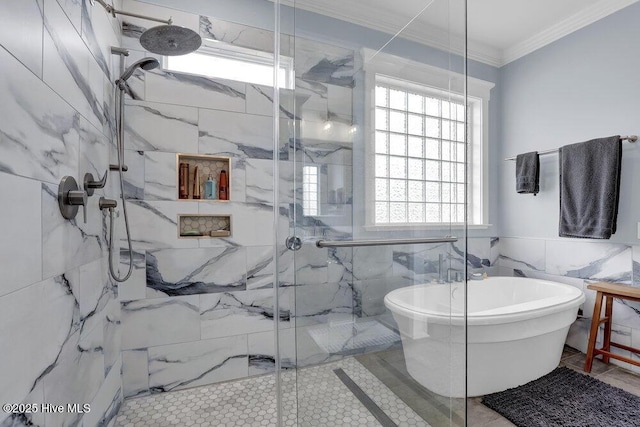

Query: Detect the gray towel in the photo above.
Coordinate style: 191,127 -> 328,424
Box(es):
559,135 -> 622,239
516,152 -> 540,195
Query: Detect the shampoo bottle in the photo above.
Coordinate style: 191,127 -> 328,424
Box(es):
219,170 -> 228,200
205,174 -> 217,200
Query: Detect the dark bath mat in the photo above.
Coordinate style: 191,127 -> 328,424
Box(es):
482,366 -> 640,427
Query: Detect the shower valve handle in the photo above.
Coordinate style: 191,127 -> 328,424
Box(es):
84,170 -> 108,196
67,190 -> 88,224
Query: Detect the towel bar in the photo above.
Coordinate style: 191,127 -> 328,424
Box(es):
504,135 -> 637,161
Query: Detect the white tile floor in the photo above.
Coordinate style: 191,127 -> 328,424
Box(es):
115,357 -> 430,427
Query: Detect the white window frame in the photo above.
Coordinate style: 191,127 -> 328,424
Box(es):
362,48 -> 494,230
163,39 -> 295,89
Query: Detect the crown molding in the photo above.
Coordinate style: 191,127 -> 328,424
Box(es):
502,0 -> 638,65
275,0 -> 503,67
274,0 -> 636,68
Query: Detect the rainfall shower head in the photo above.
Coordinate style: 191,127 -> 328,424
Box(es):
139,25 -> 202,56
118,57 -> 160,83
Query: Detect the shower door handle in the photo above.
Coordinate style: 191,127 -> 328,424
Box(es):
315,236 -> 458,248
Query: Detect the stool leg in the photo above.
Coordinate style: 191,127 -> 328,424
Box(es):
585,291 -> 604,373
602,295 -> 613,364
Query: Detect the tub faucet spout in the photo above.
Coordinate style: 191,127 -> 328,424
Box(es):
438,254 -> 446,283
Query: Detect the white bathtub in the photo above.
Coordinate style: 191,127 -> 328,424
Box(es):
384,276 -> 585,397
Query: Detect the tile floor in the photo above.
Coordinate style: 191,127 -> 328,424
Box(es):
115,346 -> 640,427
115,357 -> 428,427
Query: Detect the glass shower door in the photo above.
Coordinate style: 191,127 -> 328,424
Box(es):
275,0 -> 469,425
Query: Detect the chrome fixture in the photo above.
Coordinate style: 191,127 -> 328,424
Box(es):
91,0 -> 202,56
285,236 -> 303,251
110,55 -> 159,172
91,0 -> 172,25
58,176 -> 87,223
438,253 -> 446,284
84,170 -> 108,197
115,57 -> 160,90
315,236 -> 457,248
447,268 -> 464,283
504,135 -> 638,161
105,54 -> 159,283
99,197 -> 118,210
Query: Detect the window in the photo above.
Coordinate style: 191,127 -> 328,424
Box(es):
303,165 -> 319,216
363,49 -> 494,228
164,40 -> 294,89
374,76 -> 467,224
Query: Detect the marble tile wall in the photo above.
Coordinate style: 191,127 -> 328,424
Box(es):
117,0 -> 361,397
0,0 -> 124,425
496,237 -> 640,373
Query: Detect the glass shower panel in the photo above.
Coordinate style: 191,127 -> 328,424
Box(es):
277,0 -> 469,425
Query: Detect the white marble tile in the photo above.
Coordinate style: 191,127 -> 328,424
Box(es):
78,116 -> 110,188
78,257 -> 110,320
354,277 -> 410,317
42,183 -> 105,279
121,295 -> 200,350
245,159 -> 296,205
198,109 -> 275,160
293,133 -> 354,165
124,99 -> 198,152
55,0 -> 82,33
83,355 -> 123,427
229,158 -> 247,203
0,173 -> 42,297
126,200 -> 199,250
327,84 -> 353,122
42,316 -> 106,427
200,289 -> 288,340
545,240 -> 632,282
247,246 -> 275,290
391,243 -> 446,281
122,349 -> 149,398
248,328 -> 297,375
292,244 -> 329,286
0,274 -> 77,425
81,0 -> 118,79
118,248 -> 147,301
0,0 -> 44,78
489,237 -> 500,267
245,85 -> 300,119
294,282 -> 354,327
145,70 -> 246,112
146,247 -> 247,296
148,336 -> 248,392
103,299 -> 122,376
197,201 -> 283,248
0,46 -> 80,184
121,149 -> 145,200
199,15 -> 275,54
498,237 -> 546,272
352,246 -> 393,280
43,0 -> 104,129
144,151 -> 177,201
295,38 -> 355,87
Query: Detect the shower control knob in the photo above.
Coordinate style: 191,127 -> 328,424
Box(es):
58,176 -> 88,224
67,190 -> 88,224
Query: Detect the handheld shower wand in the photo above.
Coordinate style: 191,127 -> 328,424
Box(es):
106,55 -> 159,283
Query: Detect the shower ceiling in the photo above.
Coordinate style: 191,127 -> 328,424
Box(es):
274,0 -> 637,66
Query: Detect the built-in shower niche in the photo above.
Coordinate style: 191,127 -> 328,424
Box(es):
176,153 -> 230,201
178,214 -> 231,238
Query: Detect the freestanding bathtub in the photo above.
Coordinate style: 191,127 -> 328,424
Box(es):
384,276 -> 585,397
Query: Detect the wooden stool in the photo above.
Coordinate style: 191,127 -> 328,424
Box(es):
584,282 -> 640,372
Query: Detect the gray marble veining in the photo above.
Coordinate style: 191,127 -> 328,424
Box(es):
146,247 -> 247,296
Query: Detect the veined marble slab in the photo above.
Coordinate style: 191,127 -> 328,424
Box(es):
0,0 -> 44,78
0,46 -> 80,184
121,295 -> 200,350
146,247 -> 247,296
546,240 -> 632,283
148,336 -> 248,392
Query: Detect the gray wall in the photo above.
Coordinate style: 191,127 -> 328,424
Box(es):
498,2 -> 640,242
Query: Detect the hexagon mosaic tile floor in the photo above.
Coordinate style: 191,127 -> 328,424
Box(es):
115,357 -> 429,427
